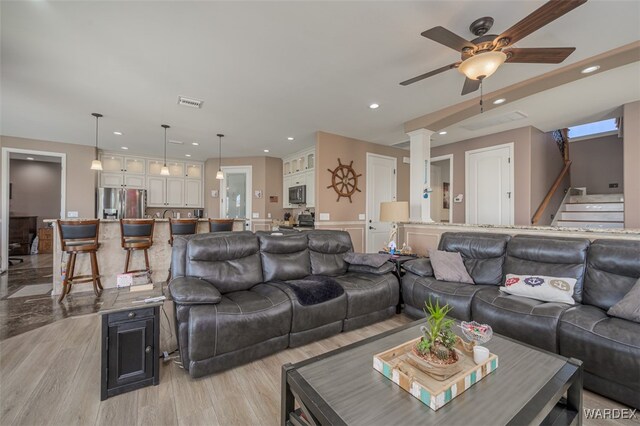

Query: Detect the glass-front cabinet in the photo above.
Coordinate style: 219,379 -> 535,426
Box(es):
124,158 -> 145,174
185,163 -> 203,179
100,155 -> 124,172
281,146 -> 316,208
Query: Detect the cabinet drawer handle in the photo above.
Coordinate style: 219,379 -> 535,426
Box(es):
128,312 -> 136,319
145,346 -> 152,354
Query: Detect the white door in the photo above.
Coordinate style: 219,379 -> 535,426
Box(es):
366,153 -> 397,253
147,177 -> 166,206
221,166 -> 252,225
465,144 -> 514,225
166,178 -> 185,207
184,180 -> 202,207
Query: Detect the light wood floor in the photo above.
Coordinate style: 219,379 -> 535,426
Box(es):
0,303 -> 637,426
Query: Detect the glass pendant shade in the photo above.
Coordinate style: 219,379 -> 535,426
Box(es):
90,159 -> 103,171
216,170 -> 224,180
160,165 -> 170,176
458,51 -> 507,80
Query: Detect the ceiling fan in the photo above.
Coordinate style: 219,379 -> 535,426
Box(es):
400,0 -> 587,95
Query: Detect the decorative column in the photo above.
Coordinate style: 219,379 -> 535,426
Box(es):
408,128 -> 434,223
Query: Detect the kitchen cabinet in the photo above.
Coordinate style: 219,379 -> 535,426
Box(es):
124,158 -> 145,174
185,163 -> 203,179
283,175 -> 292,208
101,172 -> 145,189
282,147 -> 316,209
304,171 -> 315,208
147,177 -> 166,206
185,179 -> 202,207
101,155 -> 124,172
166,178 -> 184,207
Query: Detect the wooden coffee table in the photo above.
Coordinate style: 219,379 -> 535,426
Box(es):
282,319 -> 583,425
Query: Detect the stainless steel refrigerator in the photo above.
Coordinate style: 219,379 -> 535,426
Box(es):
97,188 -> 147,219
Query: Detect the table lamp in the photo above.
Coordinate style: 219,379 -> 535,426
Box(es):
379,201 -> 409,250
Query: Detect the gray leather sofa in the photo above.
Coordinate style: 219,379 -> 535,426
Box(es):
169,230 -> 398,378
402,232 -> 640,408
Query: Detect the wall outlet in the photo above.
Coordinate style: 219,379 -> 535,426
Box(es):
252,212 -> 259,219
358,213 -> 365,220
319,213 -> 330,221
267,213 -> 271,219
402,156 -> 411,164
609,183 -> 619,188
67,211 -> 78,218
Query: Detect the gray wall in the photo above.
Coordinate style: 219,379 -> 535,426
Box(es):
9,159 -> 62,228
570,134 -> 624,194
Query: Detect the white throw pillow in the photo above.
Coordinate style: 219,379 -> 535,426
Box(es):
501,274 -> 576,305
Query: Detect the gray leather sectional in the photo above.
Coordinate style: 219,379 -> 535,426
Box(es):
402,232 -> 640,409
169,230 -> 398,378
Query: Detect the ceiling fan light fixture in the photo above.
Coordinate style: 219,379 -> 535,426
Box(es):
458,51 -> 507,80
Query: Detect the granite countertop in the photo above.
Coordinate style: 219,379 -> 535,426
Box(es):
44,218 -> 247,223
402,221 -> 640,235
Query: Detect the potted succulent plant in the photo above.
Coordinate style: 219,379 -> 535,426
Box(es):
408,299 -> 464,380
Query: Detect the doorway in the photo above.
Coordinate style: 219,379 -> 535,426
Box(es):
220,166 -> 252,229
366,153 -> 397,253
430,155 -> 453,223
465,143 -> 514,226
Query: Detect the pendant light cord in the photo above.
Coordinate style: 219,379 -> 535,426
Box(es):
164,127 -> 167,167
217,134 -> 223,171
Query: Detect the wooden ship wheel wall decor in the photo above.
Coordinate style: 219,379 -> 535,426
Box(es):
327,158 -> 362,203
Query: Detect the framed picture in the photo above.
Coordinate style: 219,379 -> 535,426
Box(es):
443,182 -> 450,209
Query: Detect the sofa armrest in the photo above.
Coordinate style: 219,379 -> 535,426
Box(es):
403,258 -> 434,277
169,276 -> 222,305
348,262 -> 395,275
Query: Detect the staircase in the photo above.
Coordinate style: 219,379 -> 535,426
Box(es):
555,193 -> 624,229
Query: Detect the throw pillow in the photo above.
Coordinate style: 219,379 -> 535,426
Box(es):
343,252 -> 390,268
429,250 -> 474,284
501,274 -> 576,304
607,278 -> 640,323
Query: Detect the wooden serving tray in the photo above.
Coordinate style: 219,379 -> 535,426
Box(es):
373,337 -> 498,411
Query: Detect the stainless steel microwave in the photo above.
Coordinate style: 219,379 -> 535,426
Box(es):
289,185 -> 306,204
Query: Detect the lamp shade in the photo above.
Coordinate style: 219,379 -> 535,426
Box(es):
160,165 -> 170,176
458,51 -> 507,80
379,201 -> 409,223
90,159 -> 103,171
216,170 -> 224,180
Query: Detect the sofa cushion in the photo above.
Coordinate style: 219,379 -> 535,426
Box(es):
258,233 -> 311,282
608,278 -> 640,323
185,232 -> 263,293
558,305 -> 640,397
472,287 -> 572,352
403,258 -> 434,277
347,262 -> 394,275
308,231 -> 353,276
279,276 -> 344,306
187,283 -> 291,361
438,232 -> 511,285
584,239 -> 640,311
430,250 -> 474,284
402,273 -> 492,321
343,252 -> 390,268
504,235 -> 590,303
334,272 -> 399,319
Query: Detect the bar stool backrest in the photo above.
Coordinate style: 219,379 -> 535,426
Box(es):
209,219 -> 234,232
169,218 -> 198,245
120,219 -> 155,248
57,219 -> 100,251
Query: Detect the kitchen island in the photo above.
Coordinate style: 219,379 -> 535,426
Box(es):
45,218 -> 246,296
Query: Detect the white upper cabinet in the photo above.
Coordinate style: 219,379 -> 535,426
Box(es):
282,147 -> 316,209
147,177 -> 166,206
124,174 -> 145,189
100,172 -> 124,188
185,179 -> 202,207
124,157 -> 145,174
166,178 -> 184,207
101,155 -> 124,172
185,163 -> 203,179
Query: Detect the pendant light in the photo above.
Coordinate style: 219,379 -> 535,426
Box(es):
216,133 -> 224,180
90,113 -> 103,170
160,124 -> 171,176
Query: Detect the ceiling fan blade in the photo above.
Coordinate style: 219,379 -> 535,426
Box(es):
505,47 -> 576,63
461,77 -> 481,95
421,26 -> 475,52
495,0 -> 587,47
400,63 -> 459,86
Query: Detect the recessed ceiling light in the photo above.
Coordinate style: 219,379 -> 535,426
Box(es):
438,131 -> 447,135
287,137 -> 294,141
264,149 -> 270,153
369,103 -> 380,109
185,154 -> 191,157
121,146 -> 128,150
113,131 -> 123,136
493,98 -> 506,105
26,157 -> 34,160
192,142 -> 199,146
581,65 -> 600,74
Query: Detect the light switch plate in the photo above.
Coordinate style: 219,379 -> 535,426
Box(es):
211,190 -> 219,198
319,213 -> 330,221
267,213 -> 272,219
252,212 -> 259,219
67,211 -> 79,218
358,214 -> 365,220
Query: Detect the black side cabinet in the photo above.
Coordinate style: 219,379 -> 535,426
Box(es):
100,305 -> 160,400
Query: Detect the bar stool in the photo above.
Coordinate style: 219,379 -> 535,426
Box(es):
120,219 -> 155,275
56,219 -> 102,303
167,218 -> 198,281
209,218 -> 234,232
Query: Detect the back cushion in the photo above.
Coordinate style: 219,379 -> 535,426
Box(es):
504,235 -> 590,303
259,233 -> 311,282
438,232 -> 511,285
584,239 -> 640,310
186,232 -> 263,293
308,231 -> 353,276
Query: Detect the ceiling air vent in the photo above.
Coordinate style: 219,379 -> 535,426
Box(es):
168,140 -> 184,145
177,96 -> 204,109
461,111 -> 528,131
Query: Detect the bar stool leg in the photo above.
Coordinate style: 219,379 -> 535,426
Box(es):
90,251 -> 101,297
94,253 -> 103,290
124,249 -> 131,273
67,252 -> 77,296
59,252 -> 74,303
144,249 -> 150,273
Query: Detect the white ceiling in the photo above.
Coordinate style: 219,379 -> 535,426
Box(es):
2,1 -> 639,159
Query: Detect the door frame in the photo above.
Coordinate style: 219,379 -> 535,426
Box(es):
1,147 -> 67,272
220,165 -> 252,229
464,142 -> 514,225
365,153 -> 397,253
431,154 -> 454,224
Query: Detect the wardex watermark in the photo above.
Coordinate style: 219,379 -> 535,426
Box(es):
584,408 -> 637,420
